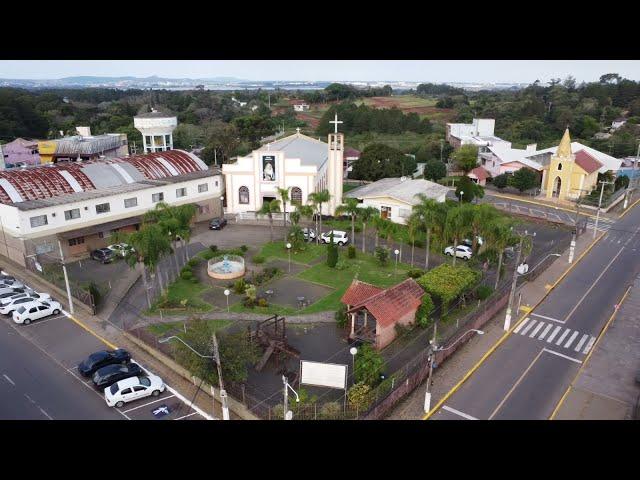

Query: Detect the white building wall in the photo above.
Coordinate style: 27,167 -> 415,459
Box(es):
10,174 -> 222,239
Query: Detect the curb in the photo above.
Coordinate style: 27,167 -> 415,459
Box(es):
423,230 -> 606,420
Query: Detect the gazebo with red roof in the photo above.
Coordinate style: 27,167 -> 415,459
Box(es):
340,278 -> 425,349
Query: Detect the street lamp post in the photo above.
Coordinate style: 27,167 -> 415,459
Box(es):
593,180 -> 614,238
282,375 -> 300,420
158,335 -> 229,420
286,242 -> 292,273
224,288 -> 230,313
220,196 -> 225,220
504,230 -> 535,331
394,248 -> 400,276
459,190 -> 464,203
349,346 -> 358,383
423,329 -> 484,413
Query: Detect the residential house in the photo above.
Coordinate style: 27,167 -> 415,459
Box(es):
345,176 -> 449,225
1,138 -> 41,169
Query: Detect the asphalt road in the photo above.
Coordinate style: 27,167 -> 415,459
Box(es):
430,201 -> 640,420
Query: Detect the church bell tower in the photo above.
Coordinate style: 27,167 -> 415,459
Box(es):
327,114 -> 344,216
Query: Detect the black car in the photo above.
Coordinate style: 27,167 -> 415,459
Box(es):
92,362 -> 143,390
209,217 -> 227,230
78,349 -> 131,377
91,248 -> 114,264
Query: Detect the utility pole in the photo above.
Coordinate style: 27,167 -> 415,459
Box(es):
424,319 -> 438,413
594,180 -> 614,238
504,230 -> 535,331
440,139 -> 444,163
211,333 -> 230,420
214,148 -> 217,167
569,196 -> 582,264
57,239 -> 74,315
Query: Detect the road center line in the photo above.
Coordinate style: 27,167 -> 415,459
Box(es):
542,348 -> 583,364
489,349 -> 545,420
442,405 -> 478,420
3,374 -> 15,386
122,395 -> 175,413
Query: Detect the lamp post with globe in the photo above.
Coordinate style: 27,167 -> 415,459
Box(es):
224,288 -> 230,313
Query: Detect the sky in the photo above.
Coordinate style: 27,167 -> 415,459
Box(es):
1,60 -> 639,84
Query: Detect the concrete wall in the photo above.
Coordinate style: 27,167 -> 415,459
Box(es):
376,309 -> 417,349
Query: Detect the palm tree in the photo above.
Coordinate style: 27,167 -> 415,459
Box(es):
308,189 -> 330,244
277,187 -> 290,241
411,195 -> 447,270
144,202 -> 181,277
126,223 -> 173,309
469,203 -> 498,253
358,206 -> 379,253
444,204 -> 473,266
258,199 -> 281,242
406,214 -> 421,267
173,203 -> 197,262
372,214 -> 387,249
486,218 -> 517,289
306,195 -> 320,243
335,197 -> 360,246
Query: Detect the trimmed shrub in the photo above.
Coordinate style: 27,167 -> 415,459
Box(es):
335,304 -> 347,328
209,245 -> 218,253
493,173 -> 509,189
258,298 -> 268,307
326,233 -> 338,268
201,250 -> 215,260
415,293 -> 435,328
347,382 -> 373,410
240,245 -> 249,253
375,246 -> 389,266
252,255 -> 266,264
476,285 -> 494,301
233,278 -> 247,294
347,245 -> 356,259
180,270 -> 194,281
187,257 -> 201,267
407,268 -> 426,279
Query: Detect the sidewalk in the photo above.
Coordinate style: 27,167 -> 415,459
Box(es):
552,273 -> 640,420
386,230 -> 601,419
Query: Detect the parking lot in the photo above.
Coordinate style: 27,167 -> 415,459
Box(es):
0,271 -> 210,420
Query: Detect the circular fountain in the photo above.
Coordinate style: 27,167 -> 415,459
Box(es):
208,254 -> 245,280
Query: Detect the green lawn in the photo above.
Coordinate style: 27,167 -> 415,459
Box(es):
259,241 -> 325,264
343,183 -> 361,193
147,319 -> 232,336
148,278 -> 213,315
346,131 -> 431,152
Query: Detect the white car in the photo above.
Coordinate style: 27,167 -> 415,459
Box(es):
0,280 -> 25,291
320,230 -> 349,245
0,293 -> 51,315
108,243 -> 134,257
302,228 -> 316,241
0,291 -> 49,307
104,374 -> 166,408
12,300 -> 62,325
444,245 -> 473,260
462,236 -> 484,248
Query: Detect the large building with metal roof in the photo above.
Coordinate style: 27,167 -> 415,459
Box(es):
0,150 -> 223,265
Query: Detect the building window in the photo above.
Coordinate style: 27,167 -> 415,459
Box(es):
558,163 -> 562,171
95,203 -> 110,214
239,186 -> 250,204
380,206 -> 392,220
64,208 -> 80,221
176,187 -> 187,198
165,135 -> 171,145
29,215 -> 48,228
145,136 -> 152,145
291,187 -> 302,203
198,183 -> 208,193
124,197 -> 138,208
153,135 -> 164,147
68,237 -> 85,247
152,192 -> 164,203
214,180 -> 219,187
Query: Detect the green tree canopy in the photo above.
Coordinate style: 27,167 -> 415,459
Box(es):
350,143 -> 416,181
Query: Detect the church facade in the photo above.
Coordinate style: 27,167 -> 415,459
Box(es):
222,128 -> 344,216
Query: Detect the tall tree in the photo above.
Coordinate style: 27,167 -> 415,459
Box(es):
486,218 -> 517,289
277,187 -> 290,241
335,197 -> 361,246
308,189 -> 330,243
411,195 -> 447,270
451,144 -> 479,174
258,199 -> 281,242
445,204 -> 473,266
469,203 -> 499,252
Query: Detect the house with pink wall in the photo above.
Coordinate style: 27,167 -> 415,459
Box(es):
1,138 -> 41,169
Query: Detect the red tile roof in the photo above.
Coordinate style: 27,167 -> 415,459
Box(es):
341,280 -> 384,306
344,147 -> 361,158
348,278 -> 425,328
574,149 -> 602,174
470,166 -> 490,181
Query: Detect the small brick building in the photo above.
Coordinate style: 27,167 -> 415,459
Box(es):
341,278 -> 425,350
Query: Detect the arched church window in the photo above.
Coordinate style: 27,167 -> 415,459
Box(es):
239,186 -> 250,204
291,187 -> 302,203
557,163 -> 562,171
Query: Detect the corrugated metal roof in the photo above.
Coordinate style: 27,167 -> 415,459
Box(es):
267,133 -> 328,169
54,135 -> 125,156
345,177 -> 449,205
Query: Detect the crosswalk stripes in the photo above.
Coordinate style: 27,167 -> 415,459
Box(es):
512,317 -> 596,355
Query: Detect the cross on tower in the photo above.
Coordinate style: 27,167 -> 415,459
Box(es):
329,113 -> 343,134
266,143 -> 271,151
296,127 -> 301,134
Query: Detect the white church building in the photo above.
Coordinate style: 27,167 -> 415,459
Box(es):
222,120 -> 344,217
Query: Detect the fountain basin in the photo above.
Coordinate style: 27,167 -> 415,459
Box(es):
207,254 -> 245,280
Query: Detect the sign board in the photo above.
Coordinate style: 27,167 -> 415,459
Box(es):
300,360 -> 347,390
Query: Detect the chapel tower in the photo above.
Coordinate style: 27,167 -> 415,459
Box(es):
327,115 -> 344,216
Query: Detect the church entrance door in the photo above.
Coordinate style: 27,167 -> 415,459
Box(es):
553,177 -> 562,198
262,196 -> 276,205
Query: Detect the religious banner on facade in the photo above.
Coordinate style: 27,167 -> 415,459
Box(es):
262,155 -> 276,181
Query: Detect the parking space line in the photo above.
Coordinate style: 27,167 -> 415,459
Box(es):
3,374 -> 15,386
442,405 -> 478,420
174,412 -> 199,420
122,395 -> 175,413
21,315 -> 66,327
65,367 -> 131,420
542,348 -> 582,364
